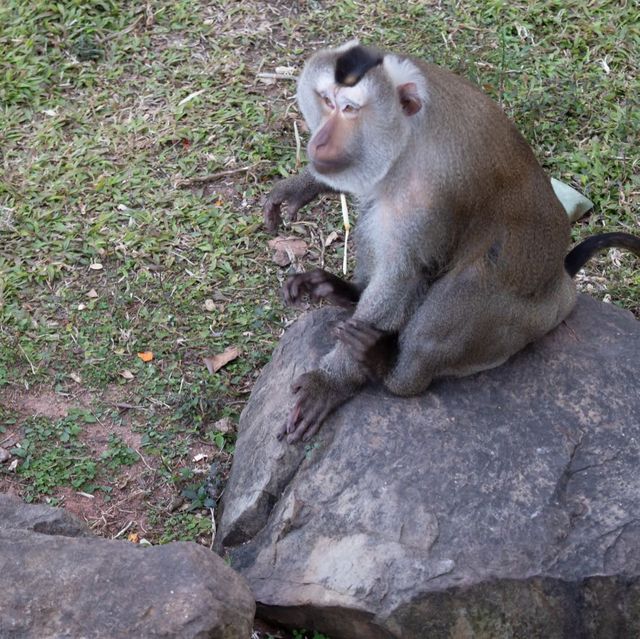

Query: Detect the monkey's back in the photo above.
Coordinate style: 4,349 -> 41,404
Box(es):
413,59 -> 572,296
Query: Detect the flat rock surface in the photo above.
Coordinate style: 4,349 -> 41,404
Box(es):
217,294 -> 640,639
1,497 -> 255,639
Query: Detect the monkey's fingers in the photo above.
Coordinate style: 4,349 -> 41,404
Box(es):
279,402 -> 302,440
263,199 -> 283,234
283,276 -> 306,306
335,324 -> 369,357
288,399 -> 328,444
335,321 -> 380,351
345,318 -> 385,340
310,282 -> 336,301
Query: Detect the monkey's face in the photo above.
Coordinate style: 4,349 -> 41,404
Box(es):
297,45 -> 427,196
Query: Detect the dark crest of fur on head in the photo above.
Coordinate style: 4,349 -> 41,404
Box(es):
335,45 -> 384,87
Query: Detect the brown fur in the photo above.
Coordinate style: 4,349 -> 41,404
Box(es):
264,43 -> 638,444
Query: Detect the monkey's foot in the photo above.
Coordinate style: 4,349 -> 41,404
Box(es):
277,371 -> 353,444
334,318 -> 397,379
283,269 -> 359,308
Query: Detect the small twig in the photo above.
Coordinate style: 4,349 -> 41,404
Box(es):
18,344 -> 37,375
114,402 -> 145,411
340,194 -> 351,275
294,120 -> 302,170
209,507 -> 216,550
135,448 -> 153,471
106,14 -> 144,40
175,162 -> 265,188
113,520 -> 134,539
256,72 -> 298,81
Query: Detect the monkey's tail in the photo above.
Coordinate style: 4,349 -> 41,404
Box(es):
565,232 -> 640,278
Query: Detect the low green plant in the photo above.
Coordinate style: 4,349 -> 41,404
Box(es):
10,411 -> 99,500
157,512 -> 212,544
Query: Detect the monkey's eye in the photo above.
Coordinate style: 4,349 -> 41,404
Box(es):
323,95 -> 335,109
342,103 -> 359,114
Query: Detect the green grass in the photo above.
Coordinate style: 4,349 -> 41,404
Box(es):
1,0 -> 638,544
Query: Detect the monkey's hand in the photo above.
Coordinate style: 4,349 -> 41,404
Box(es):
277,371 -> 353,444
284,268 -> 360,308
334,318 -> 397,379
263,170 -> 333,233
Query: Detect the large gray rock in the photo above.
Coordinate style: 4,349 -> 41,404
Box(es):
217,294 -> 640,639
0,498 -> 255,638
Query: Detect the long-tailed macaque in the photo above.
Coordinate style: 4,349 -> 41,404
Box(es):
263,41 -> 640,444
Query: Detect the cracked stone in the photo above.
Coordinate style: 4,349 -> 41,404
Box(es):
217,295 -> 640,639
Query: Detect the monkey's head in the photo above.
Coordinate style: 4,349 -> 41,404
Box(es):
297,41 -> 428,195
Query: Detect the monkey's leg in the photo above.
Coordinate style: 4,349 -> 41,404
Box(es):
381,280 -> 549,396
284,268 -> 361,308
263,167 -> 336,233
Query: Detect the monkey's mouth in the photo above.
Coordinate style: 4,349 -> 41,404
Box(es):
310,156 -> 351,175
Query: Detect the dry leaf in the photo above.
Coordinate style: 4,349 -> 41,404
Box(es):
120,369 -> 135,380
268,236 -> 308,266
275,65 -> 296,76
8,459 -> 18,472
213,417 -> 234,434
203,346 -> 240,374
137,351 -> 153,363
204,299 -> 216,312
192,453 -> 208,463
89,263 -> 103,270
127,532 -> 140,544
86,289 -> 98,298
69,372 -> 82,384
77,303 -> 86,310
324,231 -> 339,247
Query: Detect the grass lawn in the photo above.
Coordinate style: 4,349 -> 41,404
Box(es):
1,0 -> 638,550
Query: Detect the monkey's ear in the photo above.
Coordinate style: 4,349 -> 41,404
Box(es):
398,82 -> 422,116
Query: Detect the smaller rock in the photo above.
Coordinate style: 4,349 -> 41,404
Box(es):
0,496 -> 256,638
0,493 -> 90,537
0,447 -> 10,463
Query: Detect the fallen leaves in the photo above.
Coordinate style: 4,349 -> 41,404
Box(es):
324,230 -> 339,247
137,351 -> 153,363
268,236 -> 308,266
203,346 -> 240,374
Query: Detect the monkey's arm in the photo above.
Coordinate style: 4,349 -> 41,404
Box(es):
280,265 -> 426,444
263,167 -> 336,233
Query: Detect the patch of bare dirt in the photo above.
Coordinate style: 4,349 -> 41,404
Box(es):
0,383 -> 232,543
0,387 -> 75,421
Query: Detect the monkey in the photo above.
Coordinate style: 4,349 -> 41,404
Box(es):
263,41 -> 640,445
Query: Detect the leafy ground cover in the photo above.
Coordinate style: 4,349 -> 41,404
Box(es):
1,0 -> 638,576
